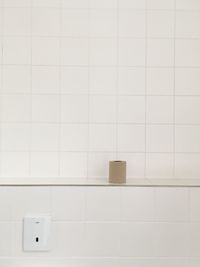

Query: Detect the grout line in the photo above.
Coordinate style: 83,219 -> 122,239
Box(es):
1,151 -> 200,155
57,0 -> 62,177
86,1 -> 90,181
1,150 -> 200,154
1,122 -> 200,126
28,0 -> 33,177
2,92 -> 200,97
173,0 -> 177,179
1,5 -> 200,11
1,93 -> 200,97
0,0 -> 4,177
144,0 -> 148,178
1,63 -> 200,68
14,219 -> 195,223
115,0 -> 119,160
1,34 -> 200,40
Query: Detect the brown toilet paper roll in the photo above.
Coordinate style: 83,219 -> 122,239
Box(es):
109,161 -> 126,184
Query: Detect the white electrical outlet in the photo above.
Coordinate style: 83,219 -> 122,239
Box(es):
23,214 -> 51,252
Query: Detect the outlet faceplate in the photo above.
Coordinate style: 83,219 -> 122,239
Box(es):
23,214 -> 51,252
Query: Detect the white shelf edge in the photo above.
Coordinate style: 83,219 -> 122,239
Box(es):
0,178 -> 200,186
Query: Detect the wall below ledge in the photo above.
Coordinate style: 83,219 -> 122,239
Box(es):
0,178 -> 200,186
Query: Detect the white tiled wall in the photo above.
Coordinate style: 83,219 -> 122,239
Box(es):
0,185 -> 199,267
1,2 -> 200,266
0,0 -> 200,179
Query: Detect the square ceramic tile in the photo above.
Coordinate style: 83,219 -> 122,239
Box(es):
146,96 -> 174,123
175,40 -> 200,67
155,188 -> 189,221
84,223 -> 120,256
1,95 -> 31,122
10,186 -> 52,220
118,125 -> 145,152
62,9 -> 89,37
89,67 -> 117,95
61,95 -> 89,123
3,7 -> 31,35
3,0 -> 31,6
0,223 -> 13,256
155,223 -> 189,257
32,8 -> 60,36
31,123 -> 59,151
61,38 -> 89,66
32,66 -> 60,94
190,188 -> 200,221
147,0 -> 175,9
62,0 -> 89,8
2,66 -> 31,94
120,223 -> 157,257
60,152 -> 87,178
118,67 -> 145,95
190,259 -> 200,267
175,153 -> 200,179
121,187 -> 155,221
32,37 -> 59,65
175,68 -> 200,95
52,187 -> 85,221
90,38 -> 117,66
0,65 -> 1,85
0,40 -> 2,64
51,222 -> 85,257
176,11 -> 200,38
119,39 -> 145,66
1,123 -> 30,151
146,125 -> 174,152
175,125 -> 200,152
147,39 -> 174,66
87,152 -> 115,178
89,124 -> 116,152
85,187 -> 121,221
74,259 -> 118,267
189,223 -> 200,257
0,9 -> 2,35
90,0 -> 117,8
118,259 -> 189,267
3,37 -> 31,64
118,153 -> 145,178
0,187 -> 12,221
119,10 -> 145,38
175,97 -> 200,124
119,0 -> 146,8
146,68 -> 174,95
61,66 -> 89,94
176,0 -> 200,10
60,124 -> 88,151
146,153 -> 174,178
30,152 -> 59,177
147,10 -> 174,38
32,0 -> 60,7
89,95 -> 116,123
0,152 -> 29,177
90,9 -> 117,37
118,96 -> 145,123
32,95 -> 60,123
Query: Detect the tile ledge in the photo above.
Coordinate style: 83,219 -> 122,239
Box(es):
0,178 -> 200,186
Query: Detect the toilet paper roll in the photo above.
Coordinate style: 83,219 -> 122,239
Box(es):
109,161 -> 126,184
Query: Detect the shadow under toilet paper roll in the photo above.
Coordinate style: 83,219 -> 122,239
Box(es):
109,161 -> 126,184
